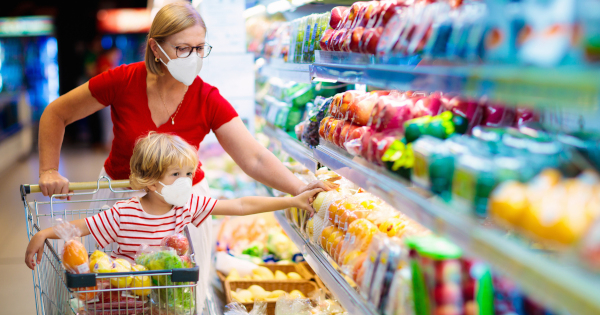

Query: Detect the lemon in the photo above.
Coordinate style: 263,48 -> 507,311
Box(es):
130,265 -> 151,296
109,259 -> 133,288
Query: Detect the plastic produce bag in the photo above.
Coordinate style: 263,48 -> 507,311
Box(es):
54,218 -> 90,274
275,294 -> 312,315
224,301 -> 267,315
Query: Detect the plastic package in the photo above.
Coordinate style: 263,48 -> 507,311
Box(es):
161,233 -> 190,256
224,301 -> 267,315
54,219 -> 90,274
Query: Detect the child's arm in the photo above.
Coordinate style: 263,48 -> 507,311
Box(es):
212,188 -> 322,217
25,219 -> 90,270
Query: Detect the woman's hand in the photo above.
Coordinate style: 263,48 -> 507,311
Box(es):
25,231 -> 48,270
293,188 -> 323,217
295,180 -> 336,196
39,171 -> 71,200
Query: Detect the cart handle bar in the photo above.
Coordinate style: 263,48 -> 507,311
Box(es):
22,180 -> 131,195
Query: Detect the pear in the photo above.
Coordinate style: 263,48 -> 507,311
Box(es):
236,289 -> 253,303
248,285 -> 267,300
268,290 -> 286,299
290,290 -> 305,299
252,266 -> 274,280
287,272 -> 302,280
226,269 -> 240,281
274,270 -> 288,280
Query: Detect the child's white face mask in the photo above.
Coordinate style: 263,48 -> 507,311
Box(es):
155,177 -> 193,207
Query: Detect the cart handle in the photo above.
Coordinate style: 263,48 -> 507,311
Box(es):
22,180 -> 131,195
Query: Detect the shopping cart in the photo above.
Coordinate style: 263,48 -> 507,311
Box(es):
21,177 -> 201,315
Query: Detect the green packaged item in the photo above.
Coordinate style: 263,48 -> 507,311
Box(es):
285,106 -> 305,132
404,111 -> 462,144
303,15 -> 316,63
286,84 -> 314,108
452,154 -> 499,217
382,139 -> 413,181
295,18 -> 307,63
274,105 -> 290,129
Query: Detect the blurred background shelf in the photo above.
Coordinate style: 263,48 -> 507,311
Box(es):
273,210 -> 379,315
259,51 -> 600,111
262,124 -> 600,315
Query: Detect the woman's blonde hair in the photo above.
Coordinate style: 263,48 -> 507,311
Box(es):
145,2 -> 207,75
130,132 -> 199,190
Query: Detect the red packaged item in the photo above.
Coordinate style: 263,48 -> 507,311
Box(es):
341,91 -> 369,119
360,27 -> 384,54
379,1 -> 407,27
445,96 -> 484,133
333,121 -> 351,147
160,233 -> 190,256
330,6 -> 349,29
330,93 -> 343,118
330,29 -> 348,51
366,131 -> 400,164
350,27 -> 366,52
480,102 -> 516,128
412,95 -> 443,117
374,95 -> 420,132
364,1 -> 383,29
376,7 -> 404,56
349,92 -> 384,126
319,117 -> 331,138
514,107 -> 539,126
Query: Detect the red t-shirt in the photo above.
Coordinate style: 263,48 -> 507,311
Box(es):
88,61 -> 238,185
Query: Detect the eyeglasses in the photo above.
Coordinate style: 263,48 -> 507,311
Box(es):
170,44 -> 212,58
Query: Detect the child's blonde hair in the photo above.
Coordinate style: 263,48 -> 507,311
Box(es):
130,132 -> 199,190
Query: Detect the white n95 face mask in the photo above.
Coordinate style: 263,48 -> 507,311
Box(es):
156,42 -> 203,86
155,177 -> 193,207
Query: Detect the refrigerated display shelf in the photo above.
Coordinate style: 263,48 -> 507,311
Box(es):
261,52 -> 600,111
273,210 -> 379,315
262,124 -> 600,315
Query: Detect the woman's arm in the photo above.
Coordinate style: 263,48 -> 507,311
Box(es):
212,189 -> 321,216
215,118 -> 331,196
24,219 -> 90,270
38,82 -> 106,197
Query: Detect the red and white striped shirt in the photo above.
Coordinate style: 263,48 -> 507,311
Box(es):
85,194 -> 217,262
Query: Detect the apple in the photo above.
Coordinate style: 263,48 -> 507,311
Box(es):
161,233 -> 190,256
350,93 -> 381,125
349,27 -> 365,52
339,123 -> 355,148
330,6 -> 349,29
330,93 -> 343,117
341,30 -> 353,52
377,97 -> 417,131
433,283 -> 462,304
514,107 -> 539,126
320,29 -> 335,51
346,126 -> 370,142
340,91 -> 363,118
331,29 -> 348,51
414,96 -> 443,117
332,121 -> 346,147
379,1 -> 406,27
360,127 -> 376,158
347,2 -> 368,28
480,101 -> 515,127
360,27 -> 383,54
446,96 -> 483,132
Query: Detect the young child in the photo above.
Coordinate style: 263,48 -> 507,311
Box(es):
25,132 -> 320,268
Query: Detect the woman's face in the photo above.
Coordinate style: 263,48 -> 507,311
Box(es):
152,24 -> 207,62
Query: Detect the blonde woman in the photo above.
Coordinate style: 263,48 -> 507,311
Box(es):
35,2 -> 331,310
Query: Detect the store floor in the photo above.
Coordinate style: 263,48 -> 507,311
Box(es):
0,148 -> 108,315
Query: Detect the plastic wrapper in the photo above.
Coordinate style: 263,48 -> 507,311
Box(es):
443,96 -> 483,133
160,233 -> 190,256
358,234 -> 388,298
370,237 -> 405,311
383,266 -> 414,315
54,218 -> 90,274
224,301 -> 267,315
275,294 -> 312,315
302,97 -> 332,147
479,101 -> 516,128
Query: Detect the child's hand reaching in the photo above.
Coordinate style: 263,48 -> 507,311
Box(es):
293,188 -> 323,217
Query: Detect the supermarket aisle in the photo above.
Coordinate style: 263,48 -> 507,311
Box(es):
0,149 -> 108,315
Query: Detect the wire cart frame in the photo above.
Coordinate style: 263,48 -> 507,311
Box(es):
22,177 -> 203,315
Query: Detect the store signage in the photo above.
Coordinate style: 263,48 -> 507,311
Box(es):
0,16 -> 54,37
97,9 -> 152,33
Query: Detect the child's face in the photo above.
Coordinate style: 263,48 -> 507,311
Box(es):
159,164 -> 195,186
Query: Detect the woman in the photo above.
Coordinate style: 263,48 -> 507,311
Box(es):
36,2 -> 329,310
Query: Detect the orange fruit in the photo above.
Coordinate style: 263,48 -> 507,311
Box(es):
63,240 -> 89,274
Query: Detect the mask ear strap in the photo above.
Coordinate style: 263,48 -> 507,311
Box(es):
156,42 -> 172,65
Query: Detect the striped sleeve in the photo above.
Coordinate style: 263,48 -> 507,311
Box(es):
189,194 -> 217,227
85,206 -> 121,248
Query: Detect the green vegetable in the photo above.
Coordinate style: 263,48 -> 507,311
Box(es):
242,244 -> 263,257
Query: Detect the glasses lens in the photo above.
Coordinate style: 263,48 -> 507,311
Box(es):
176,46 -> 193,58
197,45 -> 211,58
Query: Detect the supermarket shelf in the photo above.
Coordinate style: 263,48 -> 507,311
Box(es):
261,62 -> 312,84
261,51 -> 600,110
274,211 -> 379,315
262,124 -> 600,315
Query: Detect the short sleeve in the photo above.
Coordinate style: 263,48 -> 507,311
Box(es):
85,207 -> 121,248
88,64 -> 129,106
206,87 -> 239,131
188,194 -> 217,227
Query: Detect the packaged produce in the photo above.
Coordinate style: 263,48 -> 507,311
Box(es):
224,301 -> 267,315
135,247 -> 186,286
161,233 -> 190,256
54,219 -> 90,274
407,235 -> 463,315
370,237 -> 405,312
